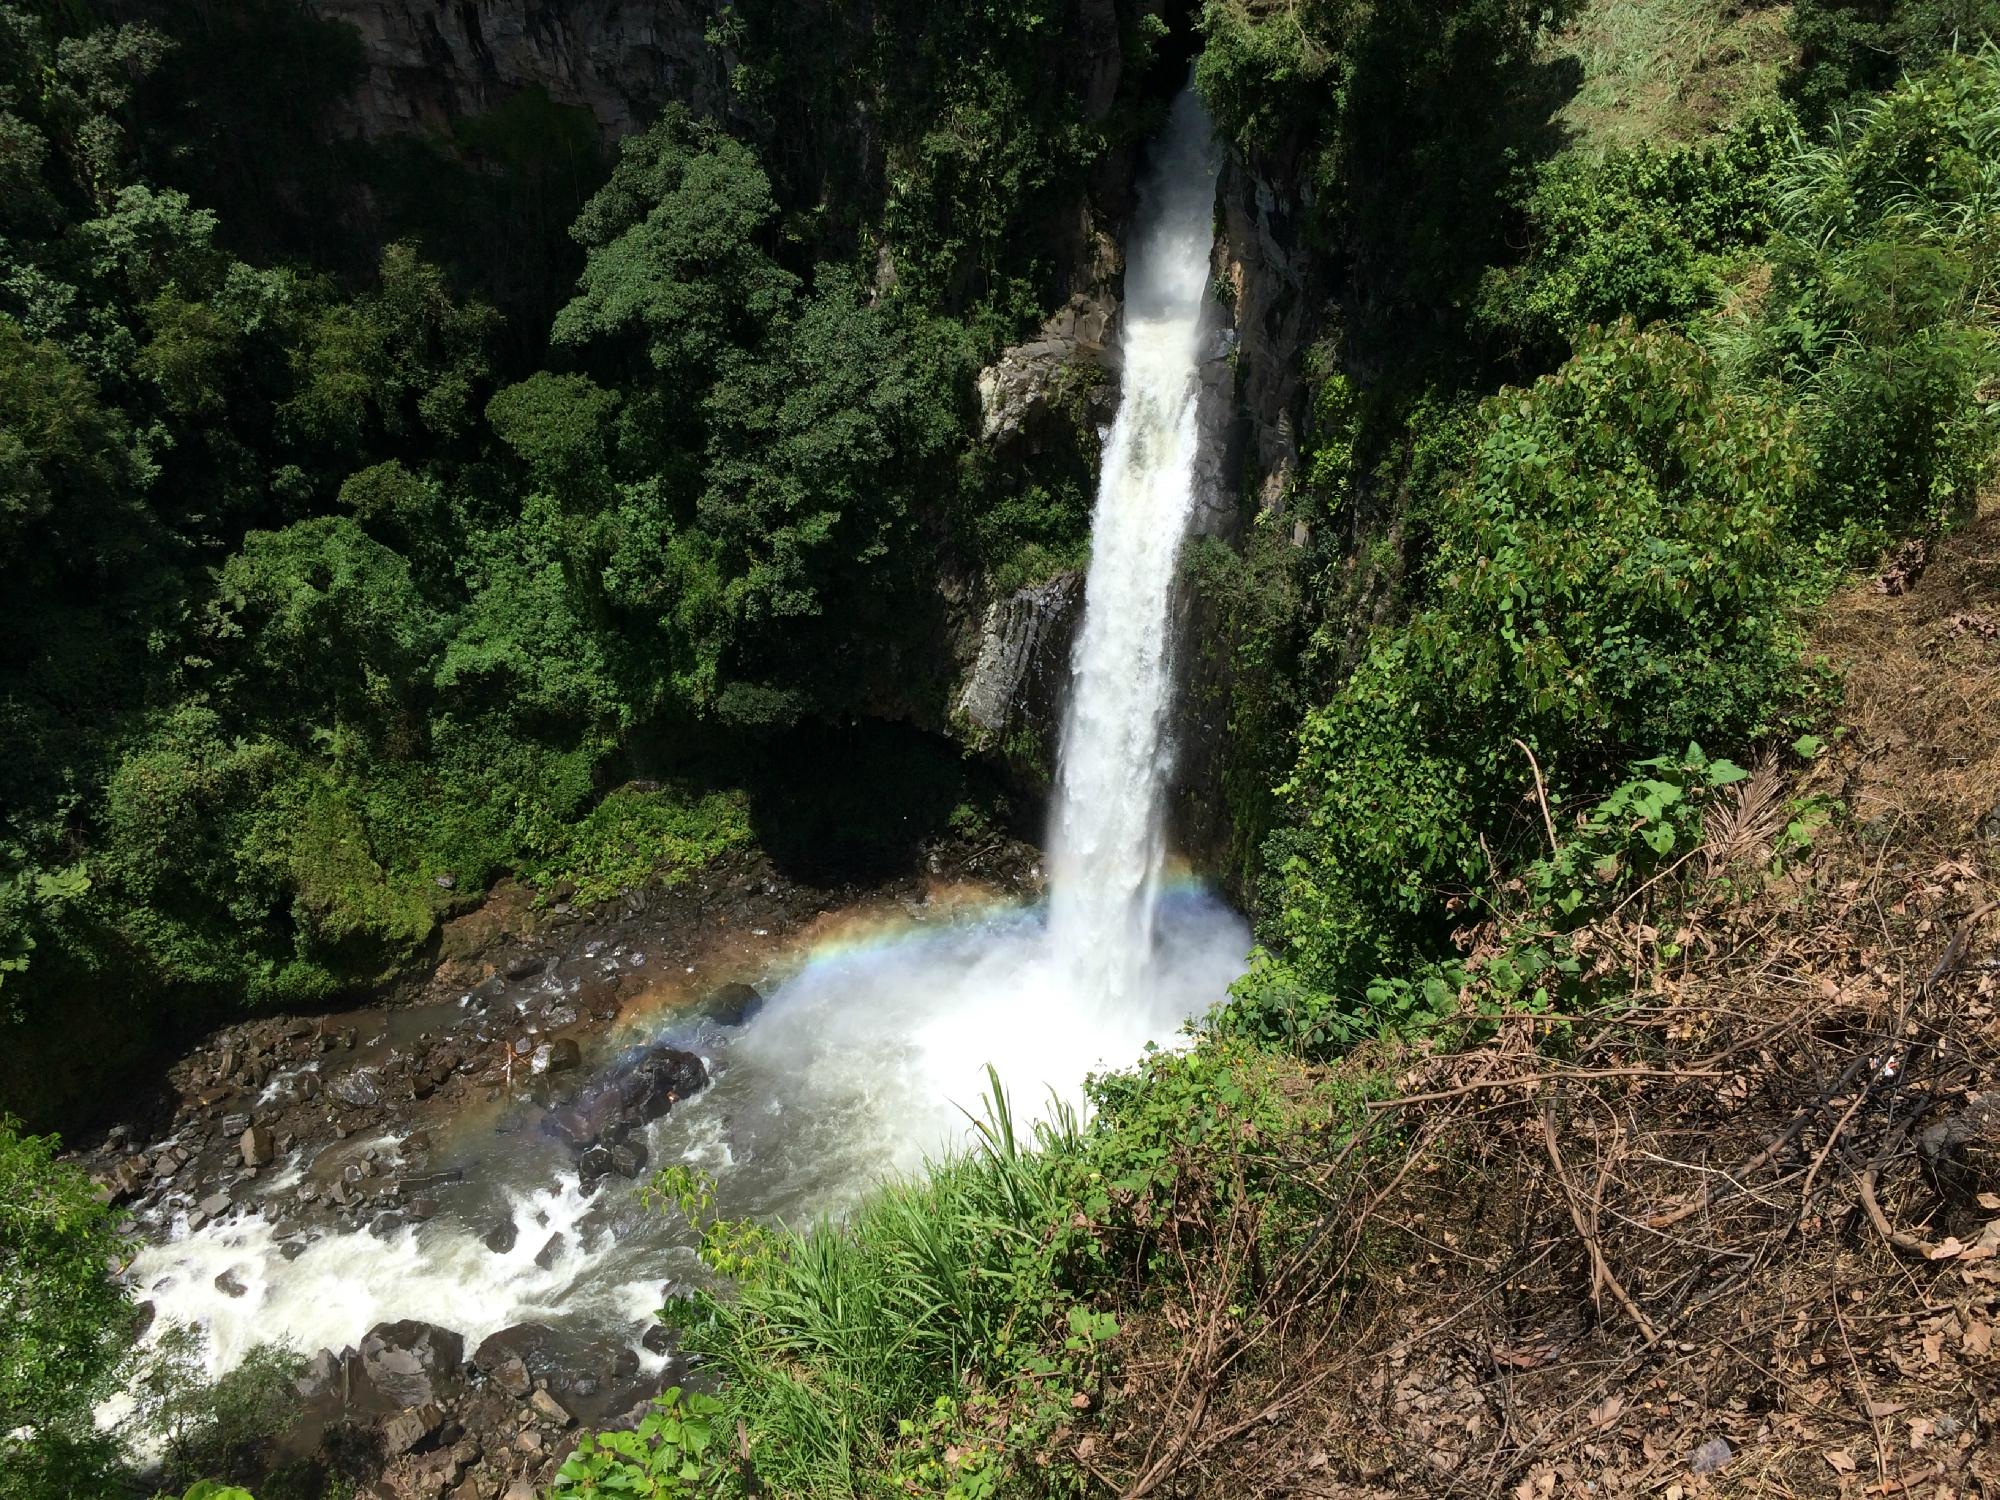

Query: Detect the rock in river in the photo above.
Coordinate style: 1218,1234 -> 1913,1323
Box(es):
240,1124 -> 275,1167
704,981 -> 764,1027
531,1037 -> 581,1075
331,1067 -> 383,1108
357,1320 -> 465,1408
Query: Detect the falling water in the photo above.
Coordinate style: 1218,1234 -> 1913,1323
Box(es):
117,88 -> 1248,1396
1047,87 -> 1224,1001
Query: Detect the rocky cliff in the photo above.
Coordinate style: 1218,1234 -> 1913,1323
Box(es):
302,0 -> 729,137
1164,150 -> 1316,882
952,572 -> 1086,780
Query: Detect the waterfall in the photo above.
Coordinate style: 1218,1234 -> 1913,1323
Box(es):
115,89 -> 1250,1396
1047,88 -> 1223,1001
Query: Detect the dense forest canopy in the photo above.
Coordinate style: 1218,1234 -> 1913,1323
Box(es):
0,0 -> 1182,1125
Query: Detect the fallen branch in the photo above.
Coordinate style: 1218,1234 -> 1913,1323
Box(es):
1857,1157 -> 1940,1259
1369,1066 -> 1726,1111
1540,1095 -> 1659,1345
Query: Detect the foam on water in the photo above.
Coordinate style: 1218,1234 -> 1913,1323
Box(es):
123,1165 -> 701,1388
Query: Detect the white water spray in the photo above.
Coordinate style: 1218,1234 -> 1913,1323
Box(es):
1047,87 -> 1224,1001
117,87 -> 1246,1396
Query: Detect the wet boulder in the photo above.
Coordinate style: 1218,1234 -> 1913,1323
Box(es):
606,1140 -> 648,1180
529,1389 -> 573,1428
542,1046 -> 707,1186
101,1154 -> 151,1201
357,1320 -> 465,1409
294,1347 -> 345,1401
488,1352 -> 533,1400
543,1091 -> 627,1152
383,1401 -> 442,1455
331,1067 -> 383,1108
473,1324 -> 559,1391
576,1144 -> 615,1187
704,982 -> 764,1028
530,1072 -> 580,1111
240,1124 -> 275,1167
620,1046 -> 708,1124
531,1037 -> 582,1075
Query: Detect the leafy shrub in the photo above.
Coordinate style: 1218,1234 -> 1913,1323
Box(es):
123,1327 -> 302,1496
1728,50 -> 2000,554
1248,324 -> 1817,1020
1478,108 -> 1787,360
520,785 -> 751,905
551,1387 -> 731,1498
1786,0 -> 2000,127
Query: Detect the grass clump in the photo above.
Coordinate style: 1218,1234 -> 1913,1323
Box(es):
557,1048 -> 1370,1499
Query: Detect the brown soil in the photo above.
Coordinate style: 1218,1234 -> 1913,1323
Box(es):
1095,508 -> 2000,1498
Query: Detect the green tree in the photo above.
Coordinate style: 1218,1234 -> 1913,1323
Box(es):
284,242 -> 499,452
554,110 -> 796,388
0,1116 -> 130,1500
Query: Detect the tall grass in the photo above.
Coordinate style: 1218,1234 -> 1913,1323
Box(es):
671,1075 -> 1087,1496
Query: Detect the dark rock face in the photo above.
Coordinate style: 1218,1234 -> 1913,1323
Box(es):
302,0 -> 732,139
952,571 -> 1085,781
974,290 -> 1121,451
1158,151 -> 1313,886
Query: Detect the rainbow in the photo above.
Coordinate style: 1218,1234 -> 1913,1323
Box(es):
605,866 -> 1224,1046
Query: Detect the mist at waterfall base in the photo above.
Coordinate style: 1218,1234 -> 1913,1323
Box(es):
120,89 -> 1247,1387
